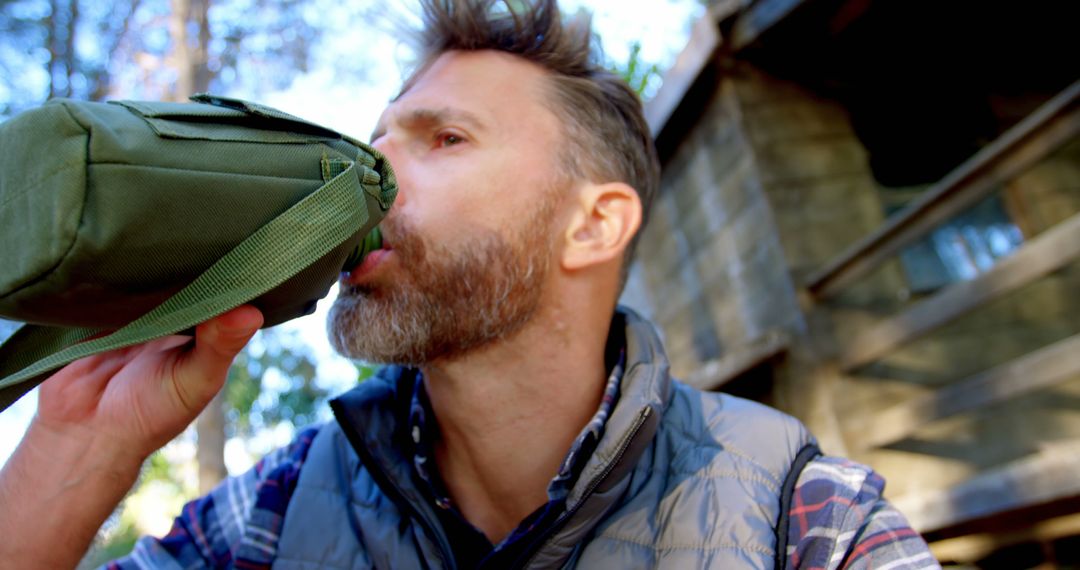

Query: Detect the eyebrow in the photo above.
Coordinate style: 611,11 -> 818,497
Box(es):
370,107 -> 488,143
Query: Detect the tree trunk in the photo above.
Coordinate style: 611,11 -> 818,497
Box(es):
46,0 -> 58,99
195,391 -> 228,494
167,0 -> 192,101
64,0 -> 77,97
45,0 -> 78,98
87,0 -> 142,101
193,0 -> 211,95
168,0 -> 226,490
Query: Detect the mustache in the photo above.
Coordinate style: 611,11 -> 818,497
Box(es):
382,216 -> 429,261
340,216 -> 426,297
376,216 -> 406,251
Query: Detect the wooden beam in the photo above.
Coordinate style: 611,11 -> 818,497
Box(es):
805,80 -> 1080,299
644,9 -> 721,138
852,332 -> 1080,451
894,440 -> 1080,533
685,331 -> 789,391
839,210 -> 1080,371
731,0 -> 809,50
930,512 -> 1080,563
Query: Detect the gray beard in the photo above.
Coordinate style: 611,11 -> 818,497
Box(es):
327,205 -> 555,366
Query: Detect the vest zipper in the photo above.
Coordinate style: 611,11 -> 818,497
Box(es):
513,406 -> 654,569
332,407 -> 458,570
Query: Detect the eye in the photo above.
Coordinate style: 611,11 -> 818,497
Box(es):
436,132 -> 466,148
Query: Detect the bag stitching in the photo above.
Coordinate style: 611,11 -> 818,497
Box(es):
0,102 -> 90,299
0,159 -> 84,212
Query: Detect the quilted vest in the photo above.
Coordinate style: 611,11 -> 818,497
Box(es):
274,308 -> 817,569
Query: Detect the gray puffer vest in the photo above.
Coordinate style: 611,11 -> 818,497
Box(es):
273,308 -> 818,569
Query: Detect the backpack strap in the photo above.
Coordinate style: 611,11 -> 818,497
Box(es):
775,442 -> 823,570
0,157 -> 379,412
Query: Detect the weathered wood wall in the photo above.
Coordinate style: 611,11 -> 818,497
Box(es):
620,41 -> 1080,561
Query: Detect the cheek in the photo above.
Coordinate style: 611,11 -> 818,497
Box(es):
415,169 -> 506,232
403,148 -> 562,239
484,160 -> 561,217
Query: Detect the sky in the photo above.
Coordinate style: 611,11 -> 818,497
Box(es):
0,0 -> 704,470
260,0 -> 702,142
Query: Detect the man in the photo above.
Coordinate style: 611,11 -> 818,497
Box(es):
0,0 -> 939,568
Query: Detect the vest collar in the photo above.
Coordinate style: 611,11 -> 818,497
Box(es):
329,305 -> 674,567
564,305 -> 671,506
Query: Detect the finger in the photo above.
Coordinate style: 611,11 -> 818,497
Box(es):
40,346 -> 136,404
173,305 -> 264,410
45,334 -> 190,396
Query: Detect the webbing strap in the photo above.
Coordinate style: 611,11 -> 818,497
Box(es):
775,442 -> 822,570
0,159 -> 373,412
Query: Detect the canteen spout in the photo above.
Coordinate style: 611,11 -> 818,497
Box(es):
343,227 -> 383,272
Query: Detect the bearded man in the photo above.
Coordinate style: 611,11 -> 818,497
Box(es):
0,1 -> 938,568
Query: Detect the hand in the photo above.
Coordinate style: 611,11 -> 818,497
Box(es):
0,305 -> 263,569
33,304 -> 264,463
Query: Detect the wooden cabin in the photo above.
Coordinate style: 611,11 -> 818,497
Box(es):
619,0 -> 1080,566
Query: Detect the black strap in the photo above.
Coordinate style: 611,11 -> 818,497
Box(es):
775,443 -> 822,570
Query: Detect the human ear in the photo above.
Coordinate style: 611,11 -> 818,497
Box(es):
561,182 -> 642,271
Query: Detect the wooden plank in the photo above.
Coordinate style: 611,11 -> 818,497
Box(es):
894,440 -> 1080,533
853,332 -> 1080,451
805,80 -> 1080,299
646,0 -> 812,141
731,0 -> 808,50
839,210 -> 1080,371
685,330 -> 789,391
644,9 -> 721,138
930,513 -> 1080,563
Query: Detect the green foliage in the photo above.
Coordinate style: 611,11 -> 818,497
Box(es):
224,327 -> 378,437
355,360 -> 379,383
78,449 -> 193,568
78,517 -> 141,569
143,450 -> 185,492
224,328 -> 326,437
610,40 -> 662,100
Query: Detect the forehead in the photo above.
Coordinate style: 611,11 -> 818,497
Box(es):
377,50 -> 561,136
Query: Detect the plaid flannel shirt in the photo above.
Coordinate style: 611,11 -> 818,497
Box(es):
107,390 -> 937,569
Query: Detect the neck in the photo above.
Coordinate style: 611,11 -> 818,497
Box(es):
421,296 -> 614,544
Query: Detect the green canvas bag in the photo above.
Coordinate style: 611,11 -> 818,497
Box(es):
0,94 -> 396,412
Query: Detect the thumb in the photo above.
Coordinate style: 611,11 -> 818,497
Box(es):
180,305 -> 264,404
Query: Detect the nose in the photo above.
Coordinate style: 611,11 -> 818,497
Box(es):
371,130 -> 391,159
372,134 -> 407,208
